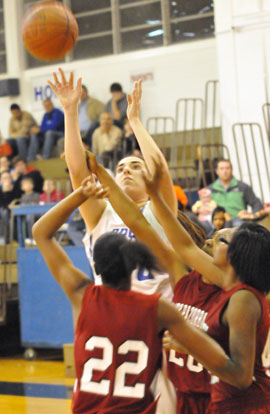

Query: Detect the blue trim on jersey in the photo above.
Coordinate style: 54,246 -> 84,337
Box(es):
137,269 -> 154,281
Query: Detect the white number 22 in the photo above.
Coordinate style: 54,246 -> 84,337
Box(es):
80,336 -> 149,398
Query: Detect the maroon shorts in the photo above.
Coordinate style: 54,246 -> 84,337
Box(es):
207,399 -> 270,414
176,391 -> 210,414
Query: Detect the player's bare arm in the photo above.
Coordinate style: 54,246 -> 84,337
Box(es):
32,177 -> 108,310
221,289 -> 262,388
143,158 -> 225,287
48,68 -> 107,232
87,152 -> 186,287
157,297 -> 252,390
127,80 -> 177,217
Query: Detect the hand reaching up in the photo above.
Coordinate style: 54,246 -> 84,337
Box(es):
126,79 -> 142,122
142,155 -> 164,197
48,67 -> 82,112
80,175 -> 109,200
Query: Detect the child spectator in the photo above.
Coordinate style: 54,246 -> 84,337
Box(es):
212,206 -> 227,232
39,179 -> 64,204
20,177 -> 40,205
11,155 -> 44,195
192,188 -> 217,222
20,177 -> 40,241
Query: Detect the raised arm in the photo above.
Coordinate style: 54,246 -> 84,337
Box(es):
48,68 -> 106,232
127,80 -> 177,216
88,153 -> 186,288
32,177 -> 108,311
144,160 -> 225,287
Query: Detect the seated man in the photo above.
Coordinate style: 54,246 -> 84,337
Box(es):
7,103 -> 38,159
105,82 -> 128,128
92,112 -> 122,169
208,158 -> 263,224
29,99 -> 64,159
79,84 -> 105,147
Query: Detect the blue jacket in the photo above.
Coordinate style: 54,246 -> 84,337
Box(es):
40,108 -> 64,133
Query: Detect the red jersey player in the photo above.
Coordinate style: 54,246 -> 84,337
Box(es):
167,270 -> 220,414
205,280 -> 270,414
33,176 -> 236,414
136,162 -> 270,414
88,156 -> 270,414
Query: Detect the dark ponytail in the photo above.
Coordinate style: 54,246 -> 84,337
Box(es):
93,232 -> 160,287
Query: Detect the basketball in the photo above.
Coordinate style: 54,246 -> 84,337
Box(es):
22,1 -> 78,61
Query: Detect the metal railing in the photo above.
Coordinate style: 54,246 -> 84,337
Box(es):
204,80 -> 221,158
175,98 -> 204,164
262,103 -> 270,146
232,122 -> 270,203
146,116 -> 177,166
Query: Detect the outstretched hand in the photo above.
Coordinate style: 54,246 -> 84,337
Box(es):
48,67 -> 82,111
126,79 -> 142,122
80,175 -> 109,200
142,155 -> 164,196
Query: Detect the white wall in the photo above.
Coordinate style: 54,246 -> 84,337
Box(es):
0,0 -> 219,137
22,40 -> 218,130
214,0 -> 270,202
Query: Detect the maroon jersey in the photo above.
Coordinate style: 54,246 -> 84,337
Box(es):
72,284 -> 162,414
206,283 -> 270,413
167,271 -> 220,395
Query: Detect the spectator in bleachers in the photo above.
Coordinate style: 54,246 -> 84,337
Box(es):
105,82 -> 128,128
121,118 -> 140,157
19,177 -> 40,241
192,188 -> 217,222
11,155 -> 44,195
92,112 -> 122,169
207,206 -> 228,239
208,158 -> 263,224
20,177 -> 40,204
30,98 -> 64,160
7,103 -> 38,159
79,85 -> 105,147
0,155 -> 12,175
39,179 -> 64,204
0,171 -> 20,242
173,184 -> 188,211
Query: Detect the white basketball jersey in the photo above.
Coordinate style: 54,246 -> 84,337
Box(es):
83,200 -> 173,300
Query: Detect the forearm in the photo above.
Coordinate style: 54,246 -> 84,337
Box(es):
64,108 -> 89,184
96,163 -> 141,225
130,118 -> 177,213
33,187 -> 87,241
150,191 -> 194,251
170,321 -> 241,388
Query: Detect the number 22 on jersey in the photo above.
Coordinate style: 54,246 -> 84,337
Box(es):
80,336 -> 149,398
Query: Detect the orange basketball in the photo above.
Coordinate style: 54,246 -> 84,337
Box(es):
22,1 -> 78,61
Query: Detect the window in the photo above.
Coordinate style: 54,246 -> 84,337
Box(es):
22,0 -> 214,68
